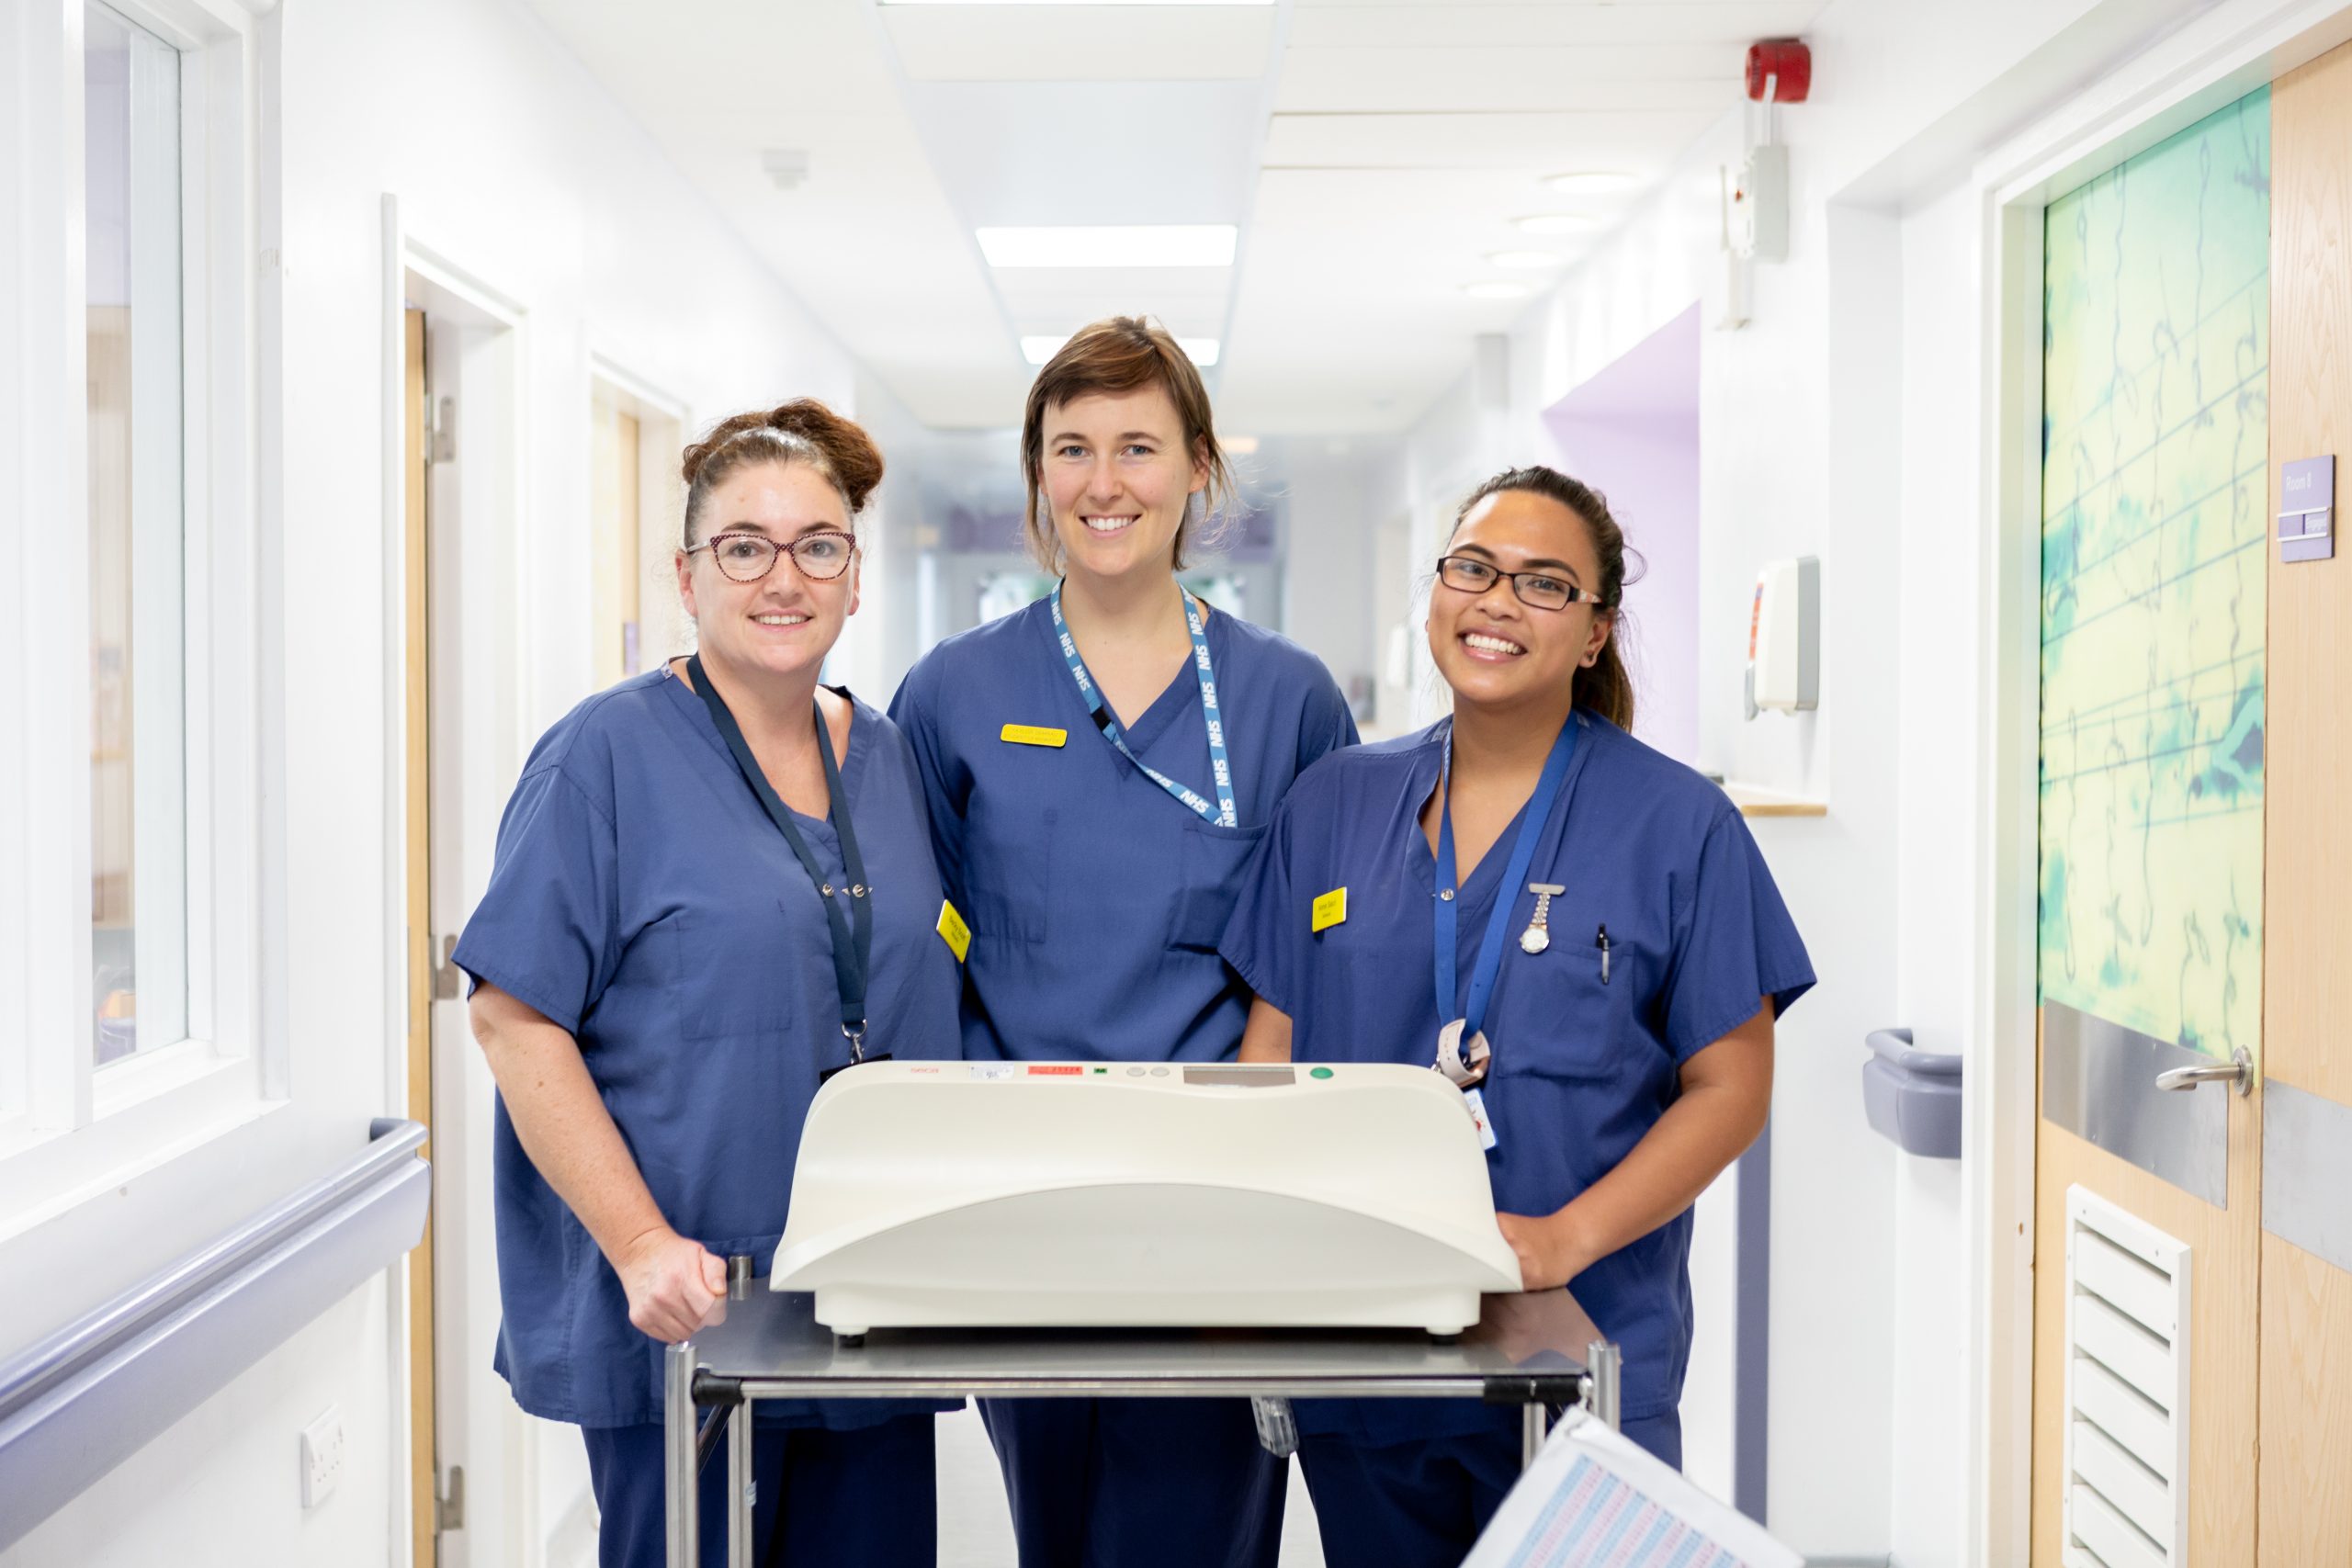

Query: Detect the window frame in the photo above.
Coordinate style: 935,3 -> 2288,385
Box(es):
0,0 -> 278,1231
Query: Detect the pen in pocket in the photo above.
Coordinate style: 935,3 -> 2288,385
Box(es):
1596,924 -> 1611,985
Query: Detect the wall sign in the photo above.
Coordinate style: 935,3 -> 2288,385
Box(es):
2280,455 -> 2335,563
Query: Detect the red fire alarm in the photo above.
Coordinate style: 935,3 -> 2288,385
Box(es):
1745,39 -> 1811,103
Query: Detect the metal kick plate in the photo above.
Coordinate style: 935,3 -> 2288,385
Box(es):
2263,1080 -> 2352,1272
2042,1002 -> 2231,1208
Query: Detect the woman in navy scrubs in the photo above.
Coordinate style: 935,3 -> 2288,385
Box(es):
890,317 -> 1357,1568
457,401 -> 962,1568
1221,465 -> 1814,1567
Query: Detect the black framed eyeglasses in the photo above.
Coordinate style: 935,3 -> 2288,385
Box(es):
1435,554 -> 1609,612
688,530 -> 857,583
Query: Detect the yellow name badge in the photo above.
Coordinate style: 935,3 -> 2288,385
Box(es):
936,899 -> 972,963
1311,887 -> 1349,934
1000,723 -> 1068,748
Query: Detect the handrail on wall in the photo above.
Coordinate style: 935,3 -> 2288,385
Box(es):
0,1118 -> 430,1551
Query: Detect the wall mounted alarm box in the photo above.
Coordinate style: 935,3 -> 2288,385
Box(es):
1746,556 -> 1819,716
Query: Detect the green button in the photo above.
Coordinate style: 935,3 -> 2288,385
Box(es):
1310,1067 -> 1334,1079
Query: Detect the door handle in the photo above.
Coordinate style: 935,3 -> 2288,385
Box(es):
2154,1044 -> 2252,1096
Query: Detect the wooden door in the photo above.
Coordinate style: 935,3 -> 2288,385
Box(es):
403,305 -> 441,1568
2258,39 -> 2352,1565
2029,87 -> 2272,1567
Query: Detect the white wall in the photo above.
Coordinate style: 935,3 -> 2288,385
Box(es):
1381,0 -> 2235,1558
1,0 -> 863,1562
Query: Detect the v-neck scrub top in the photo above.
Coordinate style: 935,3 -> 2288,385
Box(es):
1219,711 -> 1814,1434
452,668 -> 963,1429
889,596 -> 1357,1063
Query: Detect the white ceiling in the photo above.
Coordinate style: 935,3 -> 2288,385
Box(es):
524,0 -> 1829,434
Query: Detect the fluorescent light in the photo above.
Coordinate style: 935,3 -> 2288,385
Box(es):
1542,171 -> 1641,196
1224,435 -> 1260,456
1021,335 -> 1220,367
1512,213 -> 1597,235
1462,282 -> 1531,300
980,225 -> 1238,268
1487,250 -> 1565,270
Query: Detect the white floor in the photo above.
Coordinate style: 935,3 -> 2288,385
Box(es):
936,1406 -> 1327,1567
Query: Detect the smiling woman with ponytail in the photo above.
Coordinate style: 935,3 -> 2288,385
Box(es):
1221,462 -> 1816,1568
453,398 -> 960,1568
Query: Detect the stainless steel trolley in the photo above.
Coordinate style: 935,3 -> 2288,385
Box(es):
663,1279 -> 1623,1567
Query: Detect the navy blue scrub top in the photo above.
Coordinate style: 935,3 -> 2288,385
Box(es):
452,669 -> 963,1429
1220,711 -> 1813,1434
889,597 -> 1357,1063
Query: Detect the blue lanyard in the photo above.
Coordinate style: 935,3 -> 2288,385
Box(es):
1434,716 -> 1580,1041
1049,583 -> 1239,829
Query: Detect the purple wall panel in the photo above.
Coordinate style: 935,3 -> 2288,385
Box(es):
1539,305 -> 1702,768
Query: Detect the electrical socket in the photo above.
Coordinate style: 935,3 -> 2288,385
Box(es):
300,1405 -> 345,1508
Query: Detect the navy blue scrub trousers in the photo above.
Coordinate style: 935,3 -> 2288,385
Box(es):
1298,1408 -> 1682,1568
580,1411 -> 936,1568
980,1395 -> 1286,1568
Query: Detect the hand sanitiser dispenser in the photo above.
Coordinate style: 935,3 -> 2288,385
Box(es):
771,1062 -> 1523,1338
1745,555 -> 1819,717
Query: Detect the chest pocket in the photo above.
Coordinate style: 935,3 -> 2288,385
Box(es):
1170,817 -> 1269,951
673,897 -> 814,1042
1487,899 -> 1646,1087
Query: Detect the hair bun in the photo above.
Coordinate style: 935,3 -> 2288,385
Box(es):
765,399 -> 885,513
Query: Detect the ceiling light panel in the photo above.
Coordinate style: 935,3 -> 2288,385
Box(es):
978,225 -> 1238,268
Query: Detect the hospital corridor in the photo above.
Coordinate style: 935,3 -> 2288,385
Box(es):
7,0 -> 2352,1564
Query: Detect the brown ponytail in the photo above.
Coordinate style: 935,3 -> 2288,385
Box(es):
1450,466 -> 1642,733
679,398 -> 884,548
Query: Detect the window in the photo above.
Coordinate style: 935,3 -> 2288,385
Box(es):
0,0 -> 270,1213
85,2 -> 188,1067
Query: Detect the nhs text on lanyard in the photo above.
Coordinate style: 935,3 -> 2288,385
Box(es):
1049,584 -> 1239,829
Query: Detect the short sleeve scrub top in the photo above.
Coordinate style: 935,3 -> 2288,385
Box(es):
888,596 -> 1357,1568
452,669 -> 964,1431
1220,711 -> 1815,1445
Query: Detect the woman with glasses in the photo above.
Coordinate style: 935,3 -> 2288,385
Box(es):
1220,465 -> 1814,1568
455,400 -> 958,1568
889,317 -> 1356,1568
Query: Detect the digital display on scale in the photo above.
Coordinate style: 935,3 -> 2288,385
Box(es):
1182,1065 -> 1296,1088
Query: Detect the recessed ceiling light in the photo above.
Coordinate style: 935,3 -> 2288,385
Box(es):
1512,213 -> 1596,236
1224,435 -> 1260,456
1542,171 -> 1641,195
1022,335 -> 1219,367
1487,251 -> 1565,270
978,225 -> 1238,269
1462,282 -> 1531,300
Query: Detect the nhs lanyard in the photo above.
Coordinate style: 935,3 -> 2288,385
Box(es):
686,656 -> 876,1066
1049,583 -> 1239,829
1433,716 -> 1579,1048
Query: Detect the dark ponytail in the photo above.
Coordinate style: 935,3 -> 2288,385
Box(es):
1451,466 -> 1641,732
679,398 -> 884,548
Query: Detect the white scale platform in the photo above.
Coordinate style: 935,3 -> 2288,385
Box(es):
773,1060 -> 1522,1338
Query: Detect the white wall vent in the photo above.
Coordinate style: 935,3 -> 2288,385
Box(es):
2063,1186 -> 2190,1568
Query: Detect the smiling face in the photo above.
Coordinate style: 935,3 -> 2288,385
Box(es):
674,459 -> 860,691
1038,385 -> 1208,589
1428,488 -> 1614,719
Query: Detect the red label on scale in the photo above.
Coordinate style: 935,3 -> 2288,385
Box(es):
1026,1065 -> 1082,1076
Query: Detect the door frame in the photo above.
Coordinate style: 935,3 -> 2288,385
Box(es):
379,195 -> 535,1568
1962,2 -> 2352,1562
